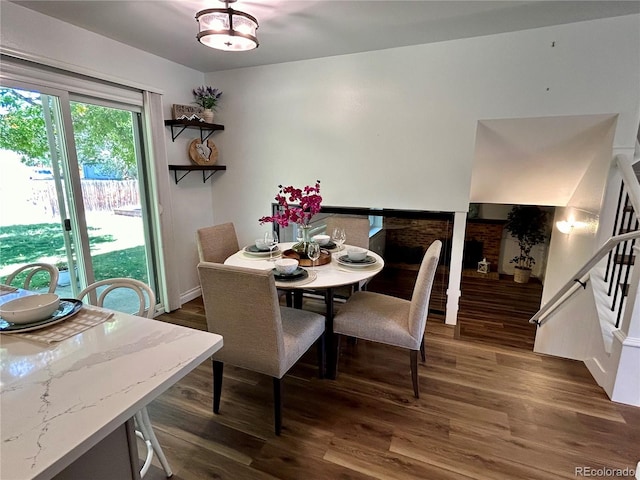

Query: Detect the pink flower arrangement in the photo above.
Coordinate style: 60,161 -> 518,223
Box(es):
259,180 -> 322,227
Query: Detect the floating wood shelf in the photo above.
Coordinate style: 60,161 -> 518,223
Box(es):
164,119 -> 224,142
168,164 -> 227,184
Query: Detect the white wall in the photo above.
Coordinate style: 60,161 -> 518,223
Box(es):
207,14 -> 640,253
3,2 -> 638,304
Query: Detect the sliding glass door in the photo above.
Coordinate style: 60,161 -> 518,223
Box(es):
0,83 -> 158,311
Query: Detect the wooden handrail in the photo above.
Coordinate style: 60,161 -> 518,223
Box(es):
531,230 -> 640,325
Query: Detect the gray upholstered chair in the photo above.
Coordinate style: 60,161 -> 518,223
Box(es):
5,262 -> 59,293
324,215 -> 370,249
325,215 -> 372,296
197,262 -> 326,435
196,222 -> 240,263
76,278 -> 172,478
332,240 -> 442,398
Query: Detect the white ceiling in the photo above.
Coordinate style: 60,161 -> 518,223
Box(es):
471,115 -> 618,207
10,1 -> 640,73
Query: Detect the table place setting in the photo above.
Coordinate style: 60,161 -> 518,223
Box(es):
0,292 -> 114,344
272,258 -> 317,287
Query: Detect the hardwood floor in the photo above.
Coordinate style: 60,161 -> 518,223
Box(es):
143,291 -> 639,480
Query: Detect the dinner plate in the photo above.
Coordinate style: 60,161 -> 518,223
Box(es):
319,240 -> 337,249
0,299 -> 83,333
337,255 -> 377,267
272,268 -> 309,282
243,245 -> 281,257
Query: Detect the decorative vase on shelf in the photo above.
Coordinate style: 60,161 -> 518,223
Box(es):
202,108 -> 214,123
292,224 -> 313,257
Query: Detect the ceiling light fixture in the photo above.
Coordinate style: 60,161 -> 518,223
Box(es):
196,0 -> 259,52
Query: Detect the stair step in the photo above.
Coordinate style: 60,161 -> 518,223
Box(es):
618,228 -> 639,234
624,205 -> 635,212
614,254 -> 635,265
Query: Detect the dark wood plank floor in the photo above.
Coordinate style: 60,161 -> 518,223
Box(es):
143,280 -> 640,480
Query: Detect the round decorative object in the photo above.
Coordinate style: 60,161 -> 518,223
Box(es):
189,139 -> 218,165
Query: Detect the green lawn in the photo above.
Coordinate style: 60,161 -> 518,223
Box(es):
1,223 -> 147,288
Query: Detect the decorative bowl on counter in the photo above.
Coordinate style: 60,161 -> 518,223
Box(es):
0,293 -> 60,324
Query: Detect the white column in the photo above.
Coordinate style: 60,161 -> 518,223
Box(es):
445,211 -> 466,325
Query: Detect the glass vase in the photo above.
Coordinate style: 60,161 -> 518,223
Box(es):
292,224 -> 313,257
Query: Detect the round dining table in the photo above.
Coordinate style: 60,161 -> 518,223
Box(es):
224,242 -> 384,378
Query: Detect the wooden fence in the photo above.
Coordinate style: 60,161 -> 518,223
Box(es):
29,180 -> 140,216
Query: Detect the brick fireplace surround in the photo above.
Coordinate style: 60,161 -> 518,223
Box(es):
383,216 -> 505,276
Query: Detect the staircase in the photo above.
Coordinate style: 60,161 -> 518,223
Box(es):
532,153 -> 640,407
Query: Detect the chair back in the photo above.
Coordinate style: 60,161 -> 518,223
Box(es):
408,240 -> 442,340
77,278 -> 156,318
197,262 -> 285,377
325,216 -> 370,249
196,222 -> 240,263
5,263 -> 59,293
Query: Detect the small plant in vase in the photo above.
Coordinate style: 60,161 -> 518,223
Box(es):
193,85 -> 222,123
259,180 -> 322,257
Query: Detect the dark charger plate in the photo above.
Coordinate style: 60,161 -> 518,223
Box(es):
272,267 -> 309,281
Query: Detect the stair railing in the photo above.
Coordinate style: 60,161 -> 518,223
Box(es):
531,230 -> 640,326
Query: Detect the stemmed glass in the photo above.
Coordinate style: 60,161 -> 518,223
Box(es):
307,242 -> 321,272
264,230 -> 279,261
331,227 -> 346,251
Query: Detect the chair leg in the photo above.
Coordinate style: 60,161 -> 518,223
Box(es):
333,334 -> 341,378
213,360 -> 223,414
420,337 -> 426,362
273,377 -> 282,436
139,407 -> 173,477
317,334 -> 325,379
410,350 -> 419,399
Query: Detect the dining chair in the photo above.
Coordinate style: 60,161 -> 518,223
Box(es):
4,262 -> 59,293
332,240 -> 442,398
197,262 -> 326,435
76,278 -> 172,478
324,215 -> 370,250
196,222 -> 240,263
325,215 -> 372,297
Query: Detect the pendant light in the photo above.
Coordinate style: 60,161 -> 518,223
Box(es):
196,0 -> 259,52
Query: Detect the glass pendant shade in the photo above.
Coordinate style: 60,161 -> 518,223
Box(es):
196,6 -> 259,52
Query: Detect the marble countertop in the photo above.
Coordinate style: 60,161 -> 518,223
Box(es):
0,307 -> 223,480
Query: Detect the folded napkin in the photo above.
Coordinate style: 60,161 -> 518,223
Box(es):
16,305 -> 114,345
0,284 -> 18,296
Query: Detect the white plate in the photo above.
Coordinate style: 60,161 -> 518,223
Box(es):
243,245 -> 281,257
337,255 -> 377,268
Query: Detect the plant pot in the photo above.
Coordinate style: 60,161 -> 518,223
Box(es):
202,109 -> 214,123
57,267 -> 78,287
514,267 -> 532,284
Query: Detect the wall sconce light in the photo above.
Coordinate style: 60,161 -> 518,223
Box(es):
556,220 -> 574,234
556,219 -> 587,234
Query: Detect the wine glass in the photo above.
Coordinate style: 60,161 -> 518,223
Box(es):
307,242 -> 321,272
264,230 -> 279,261
331,227 -> 346,251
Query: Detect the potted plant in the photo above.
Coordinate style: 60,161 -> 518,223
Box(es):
193,85 -> 222,123
504,205 -> 548,283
